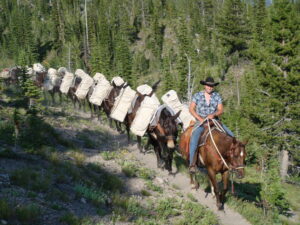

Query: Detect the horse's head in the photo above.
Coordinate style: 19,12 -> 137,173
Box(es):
35,71 -> 48,88
228,138 -> 247,179
111,81 -> 125,98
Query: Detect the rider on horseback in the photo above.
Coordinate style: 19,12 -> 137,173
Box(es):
189,77 -> 234,173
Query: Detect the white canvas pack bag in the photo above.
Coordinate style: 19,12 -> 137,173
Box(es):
44,68 -> 58,91
60,71 -> 74,94
130,96 -> 160,136
110,86 -> 137,122
75,69 -> 94,99
89,77 -> 112,106
161,90 -> 195,130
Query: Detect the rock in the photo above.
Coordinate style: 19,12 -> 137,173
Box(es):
1,220 -> 8,225
81,198 -> 86,204
0,174 -> 10,186
155,177 -> 164,184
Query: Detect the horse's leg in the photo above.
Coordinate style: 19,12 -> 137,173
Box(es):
51,90 -> 56,105
137,136 -> 143,152
59,91 -> 62,104
221,171 -> 229,207
207,168 -> 222,210
153,144 -> 164,169
166,148 -> 174,174
88,102 -> 93,118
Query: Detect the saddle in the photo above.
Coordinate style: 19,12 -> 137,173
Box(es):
179,120 -> 216,161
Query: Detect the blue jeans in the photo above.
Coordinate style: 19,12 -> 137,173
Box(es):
189,123 -> 234,165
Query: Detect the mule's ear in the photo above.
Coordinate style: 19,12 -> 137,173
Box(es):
232,137 -> 237,144
172,110 -> 181,120
151,80 -> 161,91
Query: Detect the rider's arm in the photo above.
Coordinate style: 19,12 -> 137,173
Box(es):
207,103 -> 224,119
189,102 -> 205,123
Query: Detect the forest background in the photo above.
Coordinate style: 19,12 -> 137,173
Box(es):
0,0 -> 299,223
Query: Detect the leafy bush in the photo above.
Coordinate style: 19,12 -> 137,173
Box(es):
260,158 -> 290,215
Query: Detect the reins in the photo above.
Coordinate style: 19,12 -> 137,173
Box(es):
206,118 -> 231,170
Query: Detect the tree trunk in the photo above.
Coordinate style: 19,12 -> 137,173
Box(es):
280,150 -> 289,181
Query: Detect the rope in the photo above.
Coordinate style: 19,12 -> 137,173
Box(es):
206,118 -> 231,170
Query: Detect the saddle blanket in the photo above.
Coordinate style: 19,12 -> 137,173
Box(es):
161,90 -> 195,130
110,86 -> 137,122
149,104 -> 182,127
130,96 -> 160,136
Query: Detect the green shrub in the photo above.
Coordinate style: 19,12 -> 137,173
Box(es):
59,212 -> 80,225
176,201 -> 218,225
156,198 -> 181,219
0,199 -> 13,219
10,168 -> 51,192
146,181 -> 163,193
15,203 -> 41,224
74,184 -> 109,207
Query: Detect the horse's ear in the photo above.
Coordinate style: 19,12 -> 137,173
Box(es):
172,110 -> 181,121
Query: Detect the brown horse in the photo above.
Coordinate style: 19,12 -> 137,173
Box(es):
148,107 -> 181,173
179,120 -> 247,210
124,80 -> 161,151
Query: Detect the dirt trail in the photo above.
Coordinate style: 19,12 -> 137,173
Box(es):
75,111 -> 251,225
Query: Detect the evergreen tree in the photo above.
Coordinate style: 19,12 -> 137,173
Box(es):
217,0 -> 249,56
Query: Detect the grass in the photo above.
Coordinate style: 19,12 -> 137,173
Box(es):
112,195 -> 149,222
156,198 -> 181,219
175,201 -> 218,225
10,168 -> 52,192
74,184 -> 109,207
121,161 -> 155,180
15,203 -> 41,224
146,180 -> 163,193
0,199 -> 13,219
100,151 -> 118,160
60,212 -> 81,225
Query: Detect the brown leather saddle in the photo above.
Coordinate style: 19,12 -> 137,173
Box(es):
179,120 -> 217,161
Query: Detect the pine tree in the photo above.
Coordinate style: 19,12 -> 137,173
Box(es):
217,0 -> 249,56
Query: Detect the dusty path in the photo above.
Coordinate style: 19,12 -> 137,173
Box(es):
74,110 -> 251,225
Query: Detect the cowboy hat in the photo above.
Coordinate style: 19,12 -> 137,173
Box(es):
200,77 -> 219,86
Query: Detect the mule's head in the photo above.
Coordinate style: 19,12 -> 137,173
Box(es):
228,138 -> 247,179
160,109 -> 181,149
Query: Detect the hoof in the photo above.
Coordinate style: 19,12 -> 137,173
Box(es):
217,203 -> 223,210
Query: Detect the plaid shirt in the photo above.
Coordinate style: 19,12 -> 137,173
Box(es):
192,91 -> 222,118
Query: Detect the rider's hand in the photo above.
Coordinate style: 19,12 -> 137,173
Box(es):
206,114 -> 215,120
